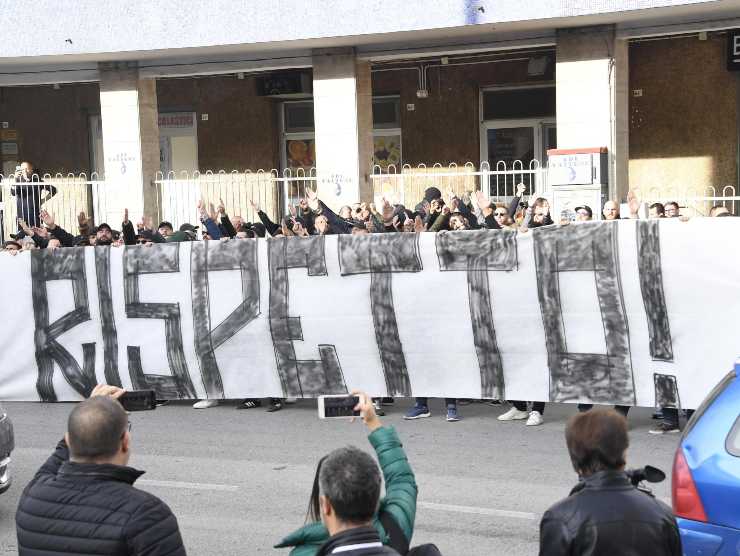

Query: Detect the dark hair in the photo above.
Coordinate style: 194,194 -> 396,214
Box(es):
565,409 -> 628,476
158,221 -> 173,230
67,396 -> 128,460
649,202 -> 665,215
306,455 -> 328,523
314,446 -> 381,524
665,201 -> 679,211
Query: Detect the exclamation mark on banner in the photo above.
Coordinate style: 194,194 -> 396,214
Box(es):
637,221 -> 679,408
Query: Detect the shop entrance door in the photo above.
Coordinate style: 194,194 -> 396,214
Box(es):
480,118 -> 555,197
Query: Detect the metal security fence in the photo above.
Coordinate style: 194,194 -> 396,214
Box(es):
635,184 -> 740,217
2,165 -> 738,242
370,161 -> 547,206
1,173 -> 102,241
152,170 -> 284,230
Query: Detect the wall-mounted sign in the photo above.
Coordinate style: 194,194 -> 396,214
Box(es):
728,29 -> 740,71
0,129 -> 17,141
1,142 -> 18,156
158,112 -> 195,129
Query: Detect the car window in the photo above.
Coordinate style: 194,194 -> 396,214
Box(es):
682,369 -> 736,440
727,416 -> 740,457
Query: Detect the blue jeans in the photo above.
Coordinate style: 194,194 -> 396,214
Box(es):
415,397 -> 456,408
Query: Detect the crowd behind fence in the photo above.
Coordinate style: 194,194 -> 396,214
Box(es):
1,160 -> 739,242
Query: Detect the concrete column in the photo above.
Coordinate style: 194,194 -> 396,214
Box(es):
556,26 -> 629,200
312,48 -> 373,209
98,63 -> 160,224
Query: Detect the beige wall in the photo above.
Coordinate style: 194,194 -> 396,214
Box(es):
629,35 -> 738,202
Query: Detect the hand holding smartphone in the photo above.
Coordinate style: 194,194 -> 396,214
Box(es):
318,394 -> 363,419
119,390 -> 157,411
317,392 -> 382,432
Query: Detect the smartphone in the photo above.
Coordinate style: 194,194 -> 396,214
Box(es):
119,390 -> 157,411
318,394 -> 362,419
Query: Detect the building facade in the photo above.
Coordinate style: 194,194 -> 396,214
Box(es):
1,0 -> 739,227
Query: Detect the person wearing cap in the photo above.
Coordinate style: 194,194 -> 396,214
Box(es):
95,223 -> 114,246
574,206 -> 592,222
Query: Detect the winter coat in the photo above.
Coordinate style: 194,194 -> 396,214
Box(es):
16,439 -> 186,556
538,470 -> 681,556
276,426 -> 417,556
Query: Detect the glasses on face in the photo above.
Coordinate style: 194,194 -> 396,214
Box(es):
577,211 -> 590,217
494,212 -> 507,217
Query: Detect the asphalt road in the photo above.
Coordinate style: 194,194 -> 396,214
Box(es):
0,399 -> 681,555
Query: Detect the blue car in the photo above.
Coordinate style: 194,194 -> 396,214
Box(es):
673,362 -> 740,555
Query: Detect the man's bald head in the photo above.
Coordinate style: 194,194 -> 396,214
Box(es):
67,397 -> 128,461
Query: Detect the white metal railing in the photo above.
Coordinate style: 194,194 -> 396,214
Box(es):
1,173 -> 104,241
2,165 -> 738,242
152,170 -> 288,230
370,161 -> 547,206
634,184 -> 740,217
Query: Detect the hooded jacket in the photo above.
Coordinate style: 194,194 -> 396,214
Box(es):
276,426 -> 417,556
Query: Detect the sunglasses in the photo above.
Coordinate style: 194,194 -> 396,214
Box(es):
494,211 -> 507,217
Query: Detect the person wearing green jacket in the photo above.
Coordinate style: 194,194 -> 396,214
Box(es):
275,391 -> 418,555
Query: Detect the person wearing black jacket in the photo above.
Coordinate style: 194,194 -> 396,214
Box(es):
10,162 -> 57,231
16,384 -> 186,556
539,408 -> 681,556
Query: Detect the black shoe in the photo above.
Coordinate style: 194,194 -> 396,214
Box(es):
267,400 -> 283,412
652,410 -> 664,420
372,400 -> 386,416
236,399 -> 261,410
381,397 -> 395,405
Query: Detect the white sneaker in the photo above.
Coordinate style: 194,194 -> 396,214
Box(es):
498,407 -> 530,421
526,411 -> 544,426
192,399 -> 219,409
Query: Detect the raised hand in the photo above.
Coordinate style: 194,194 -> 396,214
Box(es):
305,187 -> 320,211
17,218 -> 33,236
475,190 -> 491,211
249,199 -> 260,212
516,182 -> 527,197
32,226 -> 49,239
217,198 -> 226,215
414,215 -> 425,233
350,390 -> 381,432
627,190 -> 640,216
90,384 -> 126,400
40,210 -> 55,229
123,208 -> 129,225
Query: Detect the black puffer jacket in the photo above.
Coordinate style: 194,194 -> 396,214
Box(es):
16,439 -> 185,555
316,526 -> 400,556
538,470 -> 681,556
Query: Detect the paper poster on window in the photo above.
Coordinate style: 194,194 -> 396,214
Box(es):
287,139 -> 316,169
373,135 -> 402,169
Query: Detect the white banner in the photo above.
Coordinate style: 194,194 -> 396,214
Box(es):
0,219 -> 738,408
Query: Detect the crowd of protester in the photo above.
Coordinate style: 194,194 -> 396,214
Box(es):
15,385 -> 682,555
1,167 -> 730,431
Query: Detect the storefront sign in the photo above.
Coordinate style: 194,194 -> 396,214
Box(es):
158,112 -> 195,129
728,29 -> 740,71
0,129 -> 17,141
548,153 -> 594,185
